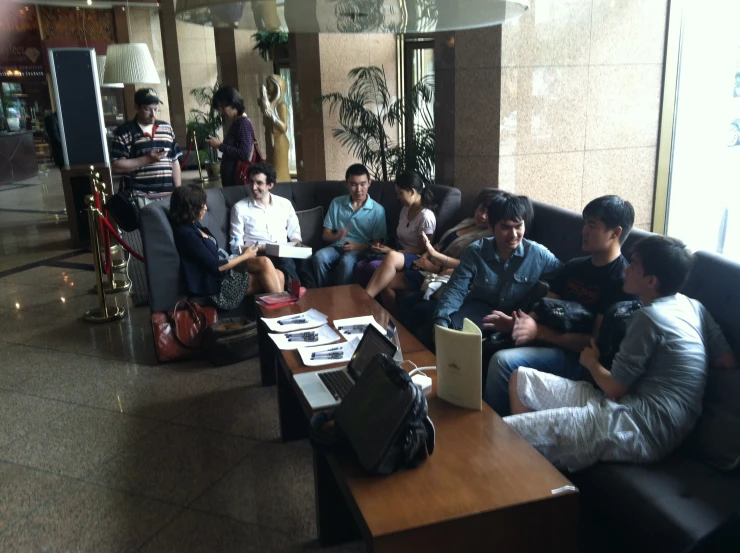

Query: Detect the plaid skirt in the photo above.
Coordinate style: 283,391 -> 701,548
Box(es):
210,269 -> 251,310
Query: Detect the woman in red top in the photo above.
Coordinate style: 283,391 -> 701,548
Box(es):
206,86 -> 256,187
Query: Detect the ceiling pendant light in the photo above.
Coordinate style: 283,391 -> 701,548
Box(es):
175,0 -> 530,34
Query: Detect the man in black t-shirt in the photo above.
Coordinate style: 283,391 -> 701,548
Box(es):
483,195 -> 636,415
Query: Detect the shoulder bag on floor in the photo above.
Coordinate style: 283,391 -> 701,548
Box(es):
309,353 -> 435,475
205,317 -> 259,366
151,300 -> 218,363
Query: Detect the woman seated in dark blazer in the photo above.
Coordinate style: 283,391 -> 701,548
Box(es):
170,185 -> 284,310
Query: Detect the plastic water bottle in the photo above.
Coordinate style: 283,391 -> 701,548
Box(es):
230,236 -> 242,257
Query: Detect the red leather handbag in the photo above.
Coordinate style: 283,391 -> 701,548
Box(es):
151,301 -> 218,363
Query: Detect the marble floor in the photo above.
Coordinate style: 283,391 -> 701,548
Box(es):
0,170 -> 362,552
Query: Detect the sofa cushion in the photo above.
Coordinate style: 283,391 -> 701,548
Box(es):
296,206 -> 324,251
201,188 -> 232,248
682,250 -> 740,354
570,456 -> 740,553
530,200 -> 652,262
685,370 -> 740,471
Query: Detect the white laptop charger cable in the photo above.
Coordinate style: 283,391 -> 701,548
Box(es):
402,360 -> 435,393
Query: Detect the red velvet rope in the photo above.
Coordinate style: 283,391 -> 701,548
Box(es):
89,186 -> 146,264
99,215 -> 145,262
93,191 -> 112,275
180,137 -> 194,168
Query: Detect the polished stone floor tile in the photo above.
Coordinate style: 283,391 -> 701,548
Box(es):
14,360 -> 236,422
173,379 -> 280,440
0,343 -> 58,389
138,509 -> 298,553
0,266 -> 90,289
193,355 -> 265,384
88,422 -> 258,505
0,462 -> 70,533
0,481 -> 180,553
16,314 -> 159,366
191,440 -> 315,539
0,405 -> 161,479
0,307 -> 61,346
0,390 -> 77,449
0,281 -> 90,314
31,287 -> 134,317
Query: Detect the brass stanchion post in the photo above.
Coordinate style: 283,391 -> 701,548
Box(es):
193,132 -> 208,185
83,194 -> 126,323
88,168 -> 131,294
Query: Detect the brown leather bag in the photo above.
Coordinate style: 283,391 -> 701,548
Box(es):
151,301 -> 218,363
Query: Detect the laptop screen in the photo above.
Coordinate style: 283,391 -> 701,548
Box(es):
347,324 -> 398,380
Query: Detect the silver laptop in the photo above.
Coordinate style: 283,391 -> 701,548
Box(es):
294,325 -> 398,410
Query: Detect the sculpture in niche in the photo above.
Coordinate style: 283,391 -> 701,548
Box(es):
259,74 -> 291,183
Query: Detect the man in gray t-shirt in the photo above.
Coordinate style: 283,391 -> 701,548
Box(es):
503,236 -> 738,472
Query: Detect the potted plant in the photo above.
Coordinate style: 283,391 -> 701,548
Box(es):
320,66 -> 435,184
186,82 -> 223,178
252,30 -> 289,62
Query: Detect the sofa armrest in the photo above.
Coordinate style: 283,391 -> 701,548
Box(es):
139,201 -> 186,313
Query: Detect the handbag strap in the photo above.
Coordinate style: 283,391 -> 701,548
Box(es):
170,300 -> 207,349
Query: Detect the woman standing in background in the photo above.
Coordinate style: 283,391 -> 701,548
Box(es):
206,86 -> 257,187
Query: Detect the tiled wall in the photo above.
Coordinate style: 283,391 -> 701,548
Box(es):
319,35 -> 398,181
175,20 -> 218,131
497,0 -> 668,230
128,8 -> 170,122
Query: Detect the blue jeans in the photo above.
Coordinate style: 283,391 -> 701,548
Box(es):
311,245 -> 367,288
483,347 -> 585,416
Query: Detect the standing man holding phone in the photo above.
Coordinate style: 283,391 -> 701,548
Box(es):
111,88 -> 182,192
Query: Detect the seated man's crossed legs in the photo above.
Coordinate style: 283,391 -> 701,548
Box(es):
484,347 -> 585,417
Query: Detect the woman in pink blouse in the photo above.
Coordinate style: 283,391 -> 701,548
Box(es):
362,171 -> 436,315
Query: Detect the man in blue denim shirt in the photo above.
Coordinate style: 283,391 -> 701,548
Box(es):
433,193 -> 561,331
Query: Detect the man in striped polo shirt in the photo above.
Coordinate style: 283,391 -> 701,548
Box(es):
111,88 -> 182,192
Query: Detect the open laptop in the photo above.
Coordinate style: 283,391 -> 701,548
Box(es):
294,324 -> 398,410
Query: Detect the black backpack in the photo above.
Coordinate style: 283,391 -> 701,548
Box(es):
310,353 -> 435,476
596,300 -> 643,369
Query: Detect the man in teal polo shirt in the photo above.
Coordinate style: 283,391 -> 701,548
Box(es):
309,164 -> 387,287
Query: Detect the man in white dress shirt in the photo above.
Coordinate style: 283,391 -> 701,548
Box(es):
230,162 -> 303,284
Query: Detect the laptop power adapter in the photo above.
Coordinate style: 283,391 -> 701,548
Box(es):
411,373 -> 432,393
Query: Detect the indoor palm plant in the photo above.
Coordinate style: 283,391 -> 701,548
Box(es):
320,66 -> 435,184
186,82 -> 223,176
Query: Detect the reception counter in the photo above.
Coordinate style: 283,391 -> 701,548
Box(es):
0,131 -> 39,185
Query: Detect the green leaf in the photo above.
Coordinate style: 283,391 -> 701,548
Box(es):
319,65 -> 436,183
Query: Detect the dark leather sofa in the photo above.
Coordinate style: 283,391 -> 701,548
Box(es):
140,185 -> 739,552
528,201 -> 740,553
139,181 -> 461,314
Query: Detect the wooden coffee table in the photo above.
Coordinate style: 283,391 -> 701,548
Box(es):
257,285 -> 579,552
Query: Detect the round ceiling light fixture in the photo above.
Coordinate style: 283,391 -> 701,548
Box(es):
175,0 -> 529,34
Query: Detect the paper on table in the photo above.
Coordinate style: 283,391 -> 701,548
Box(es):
332,315 -> 385,341
268,324 -> 341,351
261,308 -> 327,333
297,337 -> 361,367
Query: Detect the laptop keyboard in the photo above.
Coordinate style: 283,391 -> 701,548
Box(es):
318,370 -> 354,401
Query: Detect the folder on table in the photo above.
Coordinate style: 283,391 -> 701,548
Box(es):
434,318 -> 482,411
